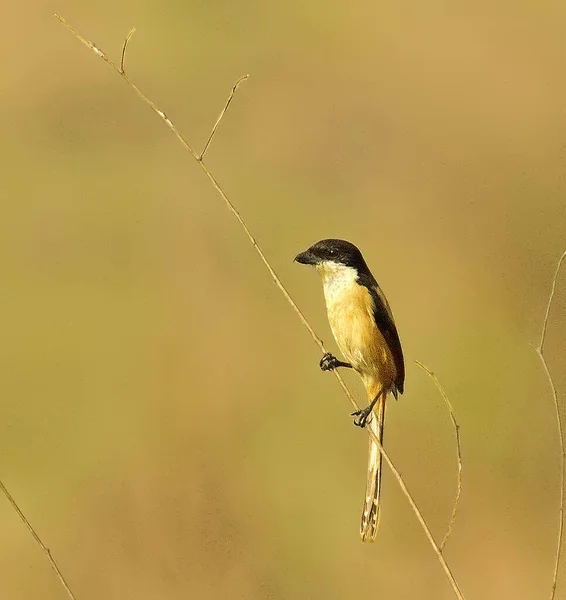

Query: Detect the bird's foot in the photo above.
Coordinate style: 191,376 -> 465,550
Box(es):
319,353 -> 352,371
351,406 -> 373,428
320,353 -> 338,371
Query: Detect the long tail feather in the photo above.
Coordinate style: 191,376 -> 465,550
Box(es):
360,393 -> 386,541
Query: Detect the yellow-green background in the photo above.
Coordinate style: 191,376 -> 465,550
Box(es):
2,2 -> 566,599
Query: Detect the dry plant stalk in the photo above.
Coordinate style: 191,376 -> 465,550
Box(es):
0,479 -> 77,600
51,14 -> 465,600
199,74 -> 250,160
536,250 -> 566,600
415,361 -> 463,552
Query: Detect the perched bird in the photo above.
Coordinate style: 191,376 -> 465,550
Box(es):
295,239 -> 405,541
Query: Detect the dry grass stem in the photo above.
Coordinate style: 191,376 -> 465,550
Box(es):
0,478 -> 77,600
199,74 -> 249,160
54,15 -> 466,599
415,360 -> 463,552
536,250 -> 566,600
119,27 -> 136,74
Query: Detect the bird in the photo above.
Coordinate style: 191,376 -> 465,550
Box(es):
294,238 -> 405,541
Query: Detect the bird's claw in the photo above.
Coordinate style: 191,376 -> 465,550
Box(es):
320,352 -> 338,371
351,408 -> 373,428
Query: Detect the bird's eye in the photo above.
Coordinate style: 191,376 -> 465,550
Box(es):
329,249 -> 335,255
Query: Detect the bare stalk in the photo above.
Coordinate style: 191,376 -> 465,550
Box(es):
415,361 -> 463,552
120,27 -> 136,74
54,15 -> 466,599
199,74 -> 249,160
0,478 -> 77,599
536,250 -> 566,600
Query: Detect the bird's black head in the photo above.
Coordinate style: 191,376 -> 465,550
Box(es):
294,239 -> 369,272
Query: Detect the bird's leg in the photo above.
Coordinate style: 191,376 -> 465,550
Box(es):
320,352 -> 353,371
352,390 -> 384,428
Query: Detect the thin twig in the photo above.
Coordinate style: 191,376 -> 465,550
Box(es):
415,360 -> 463,552
119,27 -> 136,74
536,250 -> 566,600
540,251 -> 566,352
0,478 -> 77,600
54,16 -> 466,599
199,74 -> 249,160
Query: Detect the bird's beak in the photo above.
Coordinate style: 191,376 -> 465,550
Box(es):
294,249 -> 318,265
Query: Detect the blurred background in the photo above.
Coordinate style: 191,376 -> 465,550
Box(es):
1,1 -> 566,598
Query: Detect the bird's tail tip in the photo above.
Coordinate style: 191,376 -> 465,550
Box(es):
359,393 -> 386,542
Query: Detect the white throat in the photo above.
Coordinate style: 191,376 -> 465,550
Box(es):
316,261 -> 359,307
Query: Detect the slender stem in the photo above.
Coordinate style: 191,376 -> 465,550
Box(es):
119,27 -> 136,74
415,360 -> 463,552
536,250 -> 566,600
199,74 -> 249,160
0,478 -> 77,600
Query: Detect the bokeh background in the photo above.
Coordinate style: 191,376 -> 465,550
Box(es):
1,1 -> 566,599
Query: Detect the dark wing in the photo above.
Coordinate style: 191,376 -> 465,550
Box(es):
357,273 -> 405,395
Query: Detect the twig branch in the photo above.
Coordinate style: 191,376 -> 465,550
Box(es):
199,74 -> 249,160
119,27 -> 136,74
536,250 -> 566,600
0,478 -> 77,600
415,360 -> 463,552
54,15 -> 466,599
540,251 -> 566,353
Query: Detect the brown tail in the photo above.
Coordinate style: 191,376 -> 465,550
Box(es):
360,393 -> 386,542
